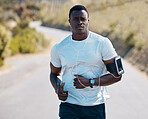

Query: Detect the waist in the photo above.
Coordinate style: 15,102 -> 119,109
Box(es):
62,86 -> 109,106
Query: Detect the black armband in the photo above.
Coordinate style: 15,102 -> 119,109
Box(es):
106,56 -> 124,75
106,62 -> 116,73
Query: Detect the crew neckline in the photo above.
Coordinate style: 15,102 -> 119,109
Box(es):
70,31 -> 90,43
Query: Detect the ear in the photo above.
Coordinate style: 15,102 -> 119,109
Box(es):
68,19 -> 71,26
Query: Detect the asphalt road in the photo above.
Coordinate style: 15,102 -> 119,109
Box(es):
0,24 -> 148,119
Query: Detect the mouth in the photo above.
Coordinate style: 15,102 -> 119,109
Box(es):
76,26 -> 84,30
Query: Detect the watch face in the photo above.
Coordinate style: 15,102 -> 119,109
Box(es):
90,79 -> 95,85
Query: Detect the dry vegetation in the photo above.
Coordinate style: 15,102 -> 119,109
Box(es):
87,0 -> 148,72
39,0 -> 148,73
0,1 -> 50,66
0,0 -> 148,72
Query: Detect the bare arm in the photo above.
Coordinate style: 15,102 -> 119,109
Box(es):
73,57 -> 122,89
50,62 -> 68,101
95,57 -> 122,86
50,62 -> 61,92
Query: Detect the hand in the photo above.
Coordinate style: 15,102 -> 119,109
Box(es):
56,82 -> 68,101
73,75 -> 90,89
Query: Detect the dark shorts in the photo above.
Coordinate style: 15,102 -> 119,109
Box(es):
59,102 -> 106,119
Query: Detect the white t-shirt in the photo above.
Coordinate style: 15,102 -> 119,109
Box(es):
50,31 -> 117,106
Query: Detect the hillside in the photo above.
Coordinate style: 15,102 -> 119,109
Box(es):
39,0 -> 148,73
0,0 -> 148,73
0,0 -> 49,66
87,0 -> 148,72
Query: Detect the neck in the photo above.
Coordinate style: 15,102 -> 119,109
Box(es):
72,30 -> 89,41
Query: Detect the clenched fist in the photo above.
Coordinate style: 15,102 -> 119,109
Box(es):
56,82 -> 68,101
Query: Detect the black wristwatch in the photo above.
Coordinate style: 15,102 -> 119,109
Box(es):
89,78 -> 95,88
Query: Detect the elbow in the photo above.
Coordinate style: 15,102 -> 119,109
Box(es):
115,75 -> 122,83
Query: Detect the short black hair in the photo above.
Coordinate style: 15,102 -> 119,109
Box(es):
69,5 -> 89,18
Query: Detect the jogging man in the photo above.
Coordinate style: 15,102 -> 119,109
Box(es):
50,5 -> 123,119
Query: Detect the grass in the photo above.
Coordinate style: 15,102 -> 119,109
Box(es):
38,0 -> 148,72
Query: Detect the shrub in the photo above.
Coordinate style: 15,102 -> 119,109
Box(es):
0,24 -> 12,66
12,19 -> 30,36
0,58 -> 4,66
124,32 -> 135,47
9,37 -> 19,55
10,21 -> 49,55
10,32 -> 37,54
10,28 -> 37,54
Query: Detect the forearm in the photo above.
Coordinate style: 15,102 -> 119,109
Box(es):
94,73 -> 122,86
50,73 -> 61,92
50,73 -> 68,101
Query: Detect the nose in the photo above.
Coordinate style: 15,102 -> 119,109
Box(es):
78,19 -> 82,24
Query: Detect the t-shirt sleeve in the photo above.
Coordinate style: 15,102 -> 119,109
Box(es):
50,44 -> 62,67
101,38 -> 117,61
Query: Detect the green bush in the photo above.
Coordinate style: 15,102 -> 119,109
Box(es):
10,21 -> 49,55
0,58 -> 4,66
29,28 -> 49,48
10,32 -> 37,54
10,28 -> 37,54
19,33 -> 37,53
12,20 -> 30,36
9,37 -> 19,55
0,24 -> 12,66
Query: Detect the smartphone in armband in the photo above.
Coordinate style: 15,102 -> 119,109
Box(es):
115,56 -> 124,75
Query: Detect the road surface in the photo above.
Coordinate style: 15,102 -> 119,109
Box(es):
0,24 -> 148,119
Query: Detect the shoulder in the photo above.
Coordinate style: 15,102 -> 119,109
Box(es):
54,34 -> 72,50
89,31 -> 110,43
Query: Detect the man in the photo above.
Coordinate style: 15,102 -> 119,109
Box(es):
50,5 -> 123,119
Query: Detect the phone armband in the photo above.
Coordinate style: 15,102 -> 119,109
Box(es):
106,56 -> 124,75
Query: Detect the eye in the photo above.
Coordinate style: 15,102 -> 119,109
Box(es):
81,17 -> 86,21
81,18 -> 84,21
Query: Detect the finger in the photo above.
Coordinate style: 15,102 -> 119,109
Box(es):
58,90 -> 68,96
74,74 -> 82,77
64,91 -> 68,94
59,93 -> 68,98
73,81 -> 79,86
59,96 -> 68,101
75,84 -> 85,89
73,78 -> 78,81
74,82 -> 83,88
58,94 -> 68,99
58,92 -> 68,100
75,86 -> 84,89
62,91 -> 68,95
60,82 -> 65,91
